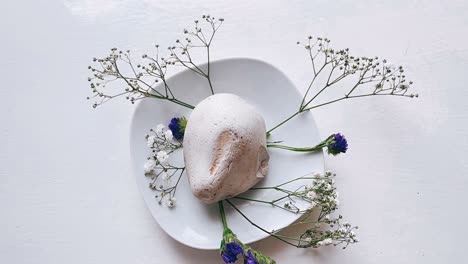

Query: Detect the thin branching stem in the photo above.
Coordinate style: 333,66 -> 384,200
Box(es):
267,37 -> 417,135
87,15 -> 224,109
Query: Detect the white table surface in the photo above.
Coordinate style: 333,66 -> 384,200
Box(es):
1,0 -> 467,263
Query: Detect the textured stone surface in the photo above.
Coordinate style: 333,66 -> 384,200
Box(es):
184,94 -> 269,203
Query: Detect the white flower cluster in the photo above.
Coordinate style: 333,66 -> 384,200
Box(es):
144,159 -> 157,174
337,221 -> 359,242
143,123 -> 184,208
298,215 -> 359,249
166,197 -> 176,208
283,171 -> 339,213
316,238 -> 333,246
305,170 -> 340,211
144,124 -> 178,174
274,170 -> 359,249
315,220 -> 359,249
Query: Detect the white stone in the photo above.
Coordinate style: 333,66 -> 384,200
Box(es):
183,93 -> 269,204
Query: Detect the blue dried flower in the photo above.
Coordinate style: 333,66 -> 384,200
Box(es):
244,250 -> 257,264
221,242 -> 244,263
327,133 -> 348,155
168,117 -> 187,140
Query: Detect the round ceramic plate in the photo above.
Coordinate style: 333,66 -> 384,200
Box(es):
130,58 -> 324,250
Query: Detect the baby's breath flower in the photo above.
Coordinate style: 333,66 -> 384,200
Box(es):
164,129 -> 173,141
161,171 -> 171,183
267,36 -> 417,135
306,191 -> 317,199
86,15 -> 225,109
155,124 -> 165,137
144,159 -> 156,174
144,123 -> 184,206
308,201 -> 317,210
231,171 -> 358,250
156,150 -> 169,164
334,197 -> 340,206
147,135 -> 156,147
166,197 -> 176,208
317,238 -> 333,246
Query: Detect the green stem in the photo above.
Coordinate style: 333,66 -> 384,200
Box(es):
167,98 -> 195,109
267,92 -> 413,136
207,77 -> 214,95
250,175 -> 326,190
225,200 -> 300,247
266,110 -> 302,135
267,144 -> 323,152
267,134 -> 333,153
218,201 -> 228,231
233,196 -> 300,214
233,196 -> 273,205
206,46 -> 215,95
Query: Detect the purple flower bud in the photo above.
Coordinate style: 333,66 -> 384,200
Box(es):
327,133 -> 348,155
221,242 -> 244,263
168,117 -> 187,140
244,250 -> 257,264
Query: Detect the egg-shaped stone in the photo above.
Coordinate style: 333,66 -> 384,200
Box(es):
183,93 -> 269,204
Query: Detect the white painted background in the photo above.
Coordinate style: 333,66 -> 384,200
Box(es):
1,0 -> 467,263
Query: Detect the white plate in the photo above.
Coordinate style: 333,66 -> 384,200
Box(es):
130,58 -> 323,250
